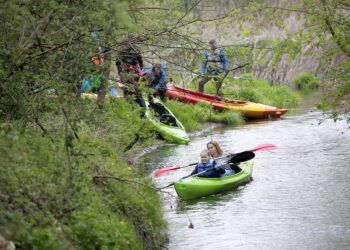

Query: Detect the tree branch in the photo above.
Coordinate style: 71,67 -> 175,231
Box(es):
61,107 -> 80,140
93,175 -> 174,195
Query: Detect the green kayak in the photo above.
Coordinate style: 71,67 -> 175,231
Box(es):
145,99 -> 190,144
174,161 -> 253,200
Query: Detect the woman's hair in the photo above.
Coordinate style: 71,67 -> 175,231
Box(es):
207,141 -> 223,156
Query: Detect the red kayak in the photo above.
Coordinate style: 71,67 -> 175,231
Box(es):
166,84 -> 288,119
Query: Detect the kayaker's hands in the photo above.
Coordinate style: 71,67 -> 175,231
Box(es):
214,166 -> 221,171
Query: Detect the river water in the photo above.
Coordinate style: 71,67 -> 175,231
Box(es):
140,93 -> 350,250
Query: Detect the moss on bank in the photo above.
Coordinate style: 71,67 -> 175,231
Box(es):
0,98 -> 166,250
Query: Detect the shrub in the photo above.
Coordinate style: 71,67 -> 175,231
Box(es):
293,73 -> 320,90
0,104 -> 166,250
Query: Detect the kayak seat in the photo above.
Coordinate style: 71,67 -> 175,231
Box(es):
150,102 -> 167,115
160,114 -> 177,126
220,169 -> 233,177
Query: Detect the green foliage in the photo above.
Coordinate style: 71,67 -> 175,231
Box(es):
75,98 -> 157,152
316,60 -> 350,122
245,0 -> 350,122
228,78 -> 299,108
285,0 -> 350,121
0,99 -> 166,249
271,38 -> 302,66
165,100 -> 243,132
293,73 -> 320,90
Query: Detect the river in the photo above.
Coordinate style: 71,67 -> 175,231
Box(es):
140,92 -> 350,250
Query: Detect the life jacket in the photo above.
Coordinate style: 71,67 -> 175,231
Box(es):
204,49 -> 225,73
196,159 -> 216,177
148,69 -> 167,89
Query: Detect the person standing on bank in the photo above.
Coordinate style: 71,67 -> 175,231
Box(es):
198,40 -> 227,96
146,63 -> 168,102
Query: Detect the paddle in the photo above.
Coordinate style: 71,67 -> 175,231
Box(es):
191,73 -> 252,80
153,143 -> 276,178
250,144 -> 277,152
230,151 -> 255,163
160,150 -> 256,189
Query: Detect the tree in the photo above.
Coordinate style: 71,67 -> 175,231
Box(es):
253,0 -> 350,123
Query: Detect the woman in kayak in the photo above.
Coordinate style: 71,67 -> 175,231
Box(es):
207,141 -> 241,175
185,149 -> 225,178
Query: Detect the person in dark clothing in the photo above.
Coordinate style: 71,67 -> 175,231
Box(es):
116,42 -> 145,108
116,43 -> 143,76
146,63 -> 168,102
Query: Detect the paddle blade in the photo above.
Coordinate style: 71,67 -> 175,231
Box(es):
153,166 -> 180,178
230,151 -> 255,163
250,144 -> 277,152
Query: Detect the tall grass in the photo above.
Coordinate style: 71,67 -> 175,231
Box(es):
293,73 -> 320,90
166,100 -> 243,132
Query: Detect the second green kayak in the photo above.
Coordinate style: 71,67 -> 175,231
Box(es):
174,161 -> 253,200
145,99 -> 190,144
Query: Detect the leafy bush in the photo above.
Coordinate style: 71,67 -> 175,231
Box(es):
0,101 -> 166,250
293,73 -> 320,90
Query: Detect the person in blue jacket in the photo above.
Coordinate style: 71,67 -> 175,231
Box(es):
186,149 -> 225,178
198,39 -> 227,96
146,63 -> 168,102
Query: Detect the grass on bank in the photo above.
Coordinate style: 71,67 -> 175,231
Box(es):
165,100 -> 244,132
293,73 -> 320,90
0,97 -> 167,250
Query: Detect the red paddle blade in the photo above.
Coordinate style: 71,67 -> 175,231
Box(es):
153,166 -> 180,178
250,144 -> 277,152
